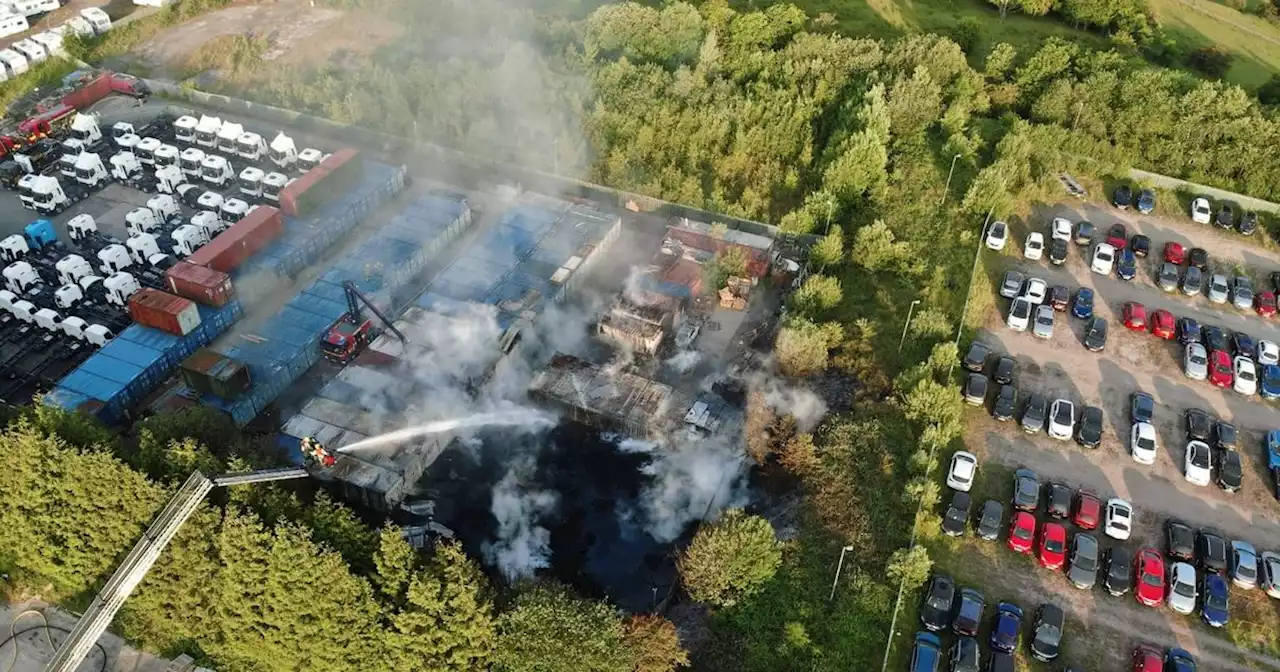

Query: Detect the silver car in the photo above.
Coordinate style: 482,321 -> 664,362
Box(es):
1182,266 -> 1203,295
1033,305 -> 1055,339
1185,343 -> 1208,380
1207,273 -> 1230,303
1000,270 -> 1026,299
1157,262 -> 1180,292
1233,276 -> 1254,311
1232,540 -> 1258,590
1168,562 -> 1198,615
1067,533 -> 1099,589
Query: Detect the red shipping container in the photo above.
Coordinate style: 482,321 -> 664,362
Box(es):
128,289 -> 202,336
165,261 -> 235,307
187,206 -> 284,272
666,227 -> 770,279
661,258 -> 704,296
278,170 -> 319,217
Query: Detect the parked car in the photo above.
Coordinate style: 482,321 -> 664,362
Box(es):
1008,511 -> 1036,554
1234,355 -> 1258,395
1241,211 -> 1259,236
1259,340 -> 1280,365
1135,548 -> 1166,607
1113,184 -> 1133,209
1129,392 -> 1154,424
976,500 -> 1003,541
1207,273 -> 1230,304
1131,422 -> 1159,464
1072,288 -> 1094,319
1182,266 -> 1203,295
1184,440 -> 1212,486
1195,529 -> 1229,574
1165,649 -> 1197,672
1157,262 -> 1180,292
910,632 -> 943,672
1074,220 -> 1094,245
1184,343 -> 1208,381
919,573 -> 956,631
1048,399 -> 1075,440
1021,393 -> 1047,434
1083,317 -> 1108,351
1029,603 -> 1064,662
1073,489 -> 1101,530
986,221 -> 1009,250
1188,247 -> 1209,269
1116,247 -> 1138,281
1049,285 -> 1069,311
949,636 -> 979,672
1202,325 -> 1228,353
1217,449 -> 1243,494
1191,197 -> 1212,224
1216,204 -> 1235,229
1231,540 -> 1259,590
963,372 -> 988,405
1012,468 -> 1040,512
947,451 -> 978,491
999,270 -> 1025,299
962,341 -> 991,372
989,602 -> 1023,653
1051,217 -> 1073,241
1262,551 -> 1280,599
952,588 -> 985,636
1048,237 -> 1068,265
1137,189 -> 1156,214
1131,234 -> 1150,257
1257,291 -> 1278,318
1231,331 -> 1255,357
1177,317 -> 1201,345
1023,277 -> 1048,303
1184,408 -> 1212,442
1214,421 -> 1237,450
1067,533 -> 1100,589
1123,302 -> 1147,331
1149,309 -> 1175,340
1167,562 -> 1198,615
1201,572 -> 1230,628
1039,522 -> 1067,569
1106,223 -> 1128,248
1261,364 -> 1280,400
1104,546 -> 1132,596
1091,243 -> 1116,275
1232,276 -> 1254,311
1105,498 -> 1133,540
1024,232 -> 1045,260
1164,241 -> 1186,265
1273,270 -> 1280,293
1208,350 -> 1234,389
1032,305 -> 1055,339
992,384 -> 1017,421
943,492 -> 972,537
1132,644 -> 1163,672
1166,519 -> 1196,562
1045,481 -> 1072,519
992,356 -> 1016,384
1007,297 -> 1032,331
1076,405 -> 1103,448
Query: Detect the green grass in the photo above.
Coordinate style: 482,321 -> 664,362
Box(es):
1150,0 -> 1280,89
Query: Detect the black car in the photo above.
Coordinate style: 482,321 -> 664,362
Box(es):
1202,325 -> 1228,354
943,492 -> 972,537
1232,331 -> 1255,358
963,342 -> 992,373
1177,317 -> 1202,345
919,573 -> 956,631
1272,270 -> 1280,294
1113,184 -> 1133,209
1075,405 -> 1103,448
1131,391 -> 1155,424
1216,204 -> 1235,229
963,373 -> 988,406
1083,317 -> 1108,352
1021,393 -> 1047,434
949,636 -> 980,672
1241,211 -> 1259,236
952,587 -> 985,636
977,500 -> 1003,541
1217,448 -> 1242,493
1189,247 -> 1209,269
1074,221 -> 1094,245
992,356 -> 1016,384
1103,546 -> 1132,597
1131,234 -> 1151,257
1012,468 -> 1040,512
1117,247 -> 1137,281
992,385 -> 1017,421
1214,421 -> 1238,450
1196,529 -> 1229,574
1184,408 -> 1212,442
986,651 -> 1015,672
1049,285 -> 1069,311
1166,519 -> 1196,562
1045,481 -> 1072,519
1048,238 -> 1068,265
1029,603 -> 1065,662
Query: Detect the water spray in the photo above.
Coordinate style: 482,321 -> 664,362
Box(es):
338,408 -> 556,453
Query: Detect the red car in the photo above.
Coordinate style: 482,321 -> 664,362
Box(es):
1257,291 -> 1277,318
1123,302 -> 1148,332
1164,241 -> 1185,265
1148,309 -> 1175,340
1038,522 -> 1067,570
1007,511 -> 1036,554
1209,349 -> 1234,388
1107,223 -> 1128,249
1134,548 -> 1165,607
1073,489 -> 1101,530
1132,643 -> 1163,671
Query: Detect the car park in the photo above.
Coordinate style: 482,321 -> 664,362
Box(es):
963,372 -> 987,405
1032,305 -> 1055,339
910,632 -> 942,672
1216,204 -> 1235,229
1167,562 -> 1198,615
998,271 -> 1025,299
1241,211 -> 1259,236
1232,331 -> 1255,357
1231,540 -> 1258,589
976,500 -> 1003,541
1104,547 -> 1131,596
1122,302 -> 1147,332
1012,468 -> 1040,511
1176,317 -> 1201,345
1184,440 -> 1212,486
1072,288 -> 1093,319
947,451 -> 978,491
1262,552 -> 1280,599
985,221 -> 1008,250
1021,393 -> 1047,433
1045,481 -> 1072,519
1007,297 -> 1032,331
1048,285 -> 1068,311
989,602 -> 1023,654
1165,648 -> 1197,672
1113,185 -> 1133,209
1233,276 -> 1254,311
948,636 -> 979,672
1201,573 -> 1229,628
1024,232 -> 1044,260
1074,221 -> 1094,245
1137,189 -> 1156,214
1166,520 -> 1196,561
1051,217 -> 1072,241
1196,529 -> 1229,574
1191,197 -> 1212,224
1083,317 -> 1108,351
1216,449 -> 1242,493
1208,350 -> 1233,388
1131,422 -> 1158,464
1213,421 -> 1237,450
1164,242 -> 1185,265
1181,266 -> 1203,295
1184,409 -> 1212,442
1105,498 -> 1133,540
1116,247 -> 1137,280
1067,533 -> 1100,589
1048,237 -> 1068,265
943,492 -> 972,537
952,588 -> 984,636
1106,223 -> 1128,249
1131,234 -> 1150,257
920,574 -> 956,631
1149,309 -> 1175,340
1202,325 -> 1228,353
1258,339 -> 1279,365
1135,548 -> 1165,607
1048,399 -> 1074,440
992,356 -> 1016,384
1258,291 -> 1278,318
1183,343 -> 1208,381
1207,273 -> 1229,304
1091,243 -> 1116,275
1075,405 -> 1103,448
1261,364 -> 1280,400
1072,489 -> 1101,530
1156,262 -> 1180,292
992,384 -> 1017,421
962,341 -> 991,372
1008,511 -> 1035,554
1233,355 -> 1257,395
1029,603 -> 1064,662
1040,522 -> 1067,569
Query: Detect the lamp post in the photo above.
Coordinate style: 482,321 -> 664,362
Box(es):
1072,101 -> 1084,132
940,153 -> 962,206
898,299 -> 922,354
829,545 -> 855,601
950,204 -> 997,379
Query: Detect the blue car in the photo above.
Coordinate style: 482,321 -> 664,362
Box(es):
1202,572 -> 1229,627
1166,647 -> 1197,671
1177,317 -> 1201,345
1262,364 -> 1280,400
989,602 -> 1023,653
1072,288 -> 1094,319
1137,189 -> 1156,214
1116,247 -> 1137,281
909,631 -> 942,672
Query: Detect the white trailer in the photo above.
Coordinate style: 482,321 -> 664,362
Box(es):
31,31 -> 63,57
11,39 -> 46,64
0,15 -> 30,40
11,0 -> 59,17
62,16 -> 94,38
0,49 -> 28,77
80,7 -> 111,33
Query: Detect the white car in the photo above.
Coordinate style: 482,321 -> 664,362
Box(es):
1191,197 -> 1212,224
1090,243 -> 1116,275
1104,498 -> 1133,541
986,221 -> 1009,250
1259,340 -> 1280,366
1022,277 -> 1048,304
1130,422 -> 1158,465
1184,440 -> 1212,486
1184,343 -> 1208,381
1167,562 -> 1198,615
947,451 -> 978,492
1048,399 -> 1075,440
1007,297 -> 1032,332
1024,232 -> 1044,260
1032,305 -> 1054,339
1051,217 -> 1072,241
1234,356 -> 1258,396
1261,551 -> 1280,599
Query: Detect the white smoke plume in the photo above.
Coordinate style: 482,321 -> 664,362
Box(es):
664,349 -> 701,374
483,455 -> 558,580
750,372 -> 827,432
634,431 -> 750,543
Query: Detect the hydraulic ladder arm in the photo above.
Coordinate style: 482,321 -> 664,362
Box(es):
342,280 -> 405,343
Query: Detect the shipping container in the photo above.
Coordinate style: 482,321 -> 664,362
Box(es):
279,149 -> 365,217
187,206 -> 284,272
129,289 -> 202,336
42,386 -> 90,413
181,349 -> 252,399
665,226 -> 771,279
165,261 -> 235,307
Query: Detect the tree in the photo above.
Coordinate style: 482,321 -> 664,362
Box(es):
386,541 -> 496,672
1186,46 -> 1233,79
789,274 -> 842,316
984,43 -> 1017,82
775,318 -> 842,376
810,223 -> 844,269
900,378 -> 964,447
886,545 -> 932,590
887,66 -> 944,137
822,130 -> 887,205
678,509 -> 783,607
908,308 -> 952,340
373,526 -> 417,606
494,582 -> 632,672
1257,74 -> 1280,106
850,220 -> 914,273
305,491 -> 378,572
946,17 -> 981,56
623,614 -> 689,672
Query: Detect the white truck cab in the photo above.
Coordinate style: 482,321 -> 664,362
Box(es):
16,174 -> 38,209
173,115 -> 198,144
74,153 -> 108,188
97,244 -> 132,275
103,272 -> 140,306
124,207 -> 160,237
191,210 -> 226,238
135,137 -> 161,165
194,115 -> 222,148
153,143 -> 179,168
236,131 -> 267,161
3,260 -> 40,294
55,254 -> 92,286
153,164 -> 185,194
168,225 -> 209,258
33,307 -> 61,332
268,132 -> 297,170
29,176 -> 70,215
69,114 -> 103,146
200,153 -> 232,186
216,121 -> 243,155
238,166 -> 263,198
261,171 -> 291,203
220,198 -> 251,223
147,193 -> 179,222
179,147 -> 204,178
196,190 -> 224,213
126,232 -> 161,265
67,214 -> 98,243
116,132 -> 141,153
0,234 -> 28,263
296,148 -> 328,173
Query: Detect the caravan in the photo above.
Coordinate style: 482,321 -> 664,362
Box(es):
80,7 -> 111,33
30,30 -> 63,57
0,14 -> 29,40
0,49 -> 28,78
11,39 -> 46,65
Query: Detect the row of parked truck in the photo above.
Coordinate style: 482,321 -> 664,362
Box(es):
0,5 -> 113,73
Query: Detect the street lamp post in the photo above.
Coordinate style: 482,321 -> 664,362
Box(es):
898,299 -> 922,354
940,153 -> 962,206
950,204 -> 997,379
1072,101 -> 1084,132
829,545 -> 855,601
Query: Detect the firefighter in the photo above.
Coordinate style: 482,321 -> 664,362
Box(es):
300,437 -> 337,468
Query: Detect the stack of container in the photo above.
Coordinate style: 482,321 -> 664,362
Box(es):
279,148 -> 364,217
185,206 -> 285,273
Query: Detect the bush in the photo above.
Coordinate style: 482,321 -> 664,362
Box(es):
886,545 -> 932,590
775,318 -> 843,376
790,275 -> 843,316
1259,75 -> 1280,106
946,17 -> 981,56
1186,46 -> 1233,79
678,509 -> 783,607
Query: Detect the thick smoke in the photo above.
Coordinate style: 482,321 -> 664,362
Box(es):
483,455 -> 558,580
628,431 -> 751,543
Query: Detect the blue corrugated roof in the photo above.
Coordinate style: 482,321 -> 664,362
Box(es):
59,368 -> 124,403
44,386 -> 89,412
99,339 -> 166,370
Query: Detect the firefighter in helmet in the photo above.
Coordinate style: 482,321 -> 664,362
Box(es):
300,436 -> 337,467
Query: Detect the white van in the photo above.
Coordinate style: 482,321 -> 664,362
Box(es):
11,39 -> 45,65
0,49 -> 29,78
80,7 -> 110,33
0,13 -> 30,39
